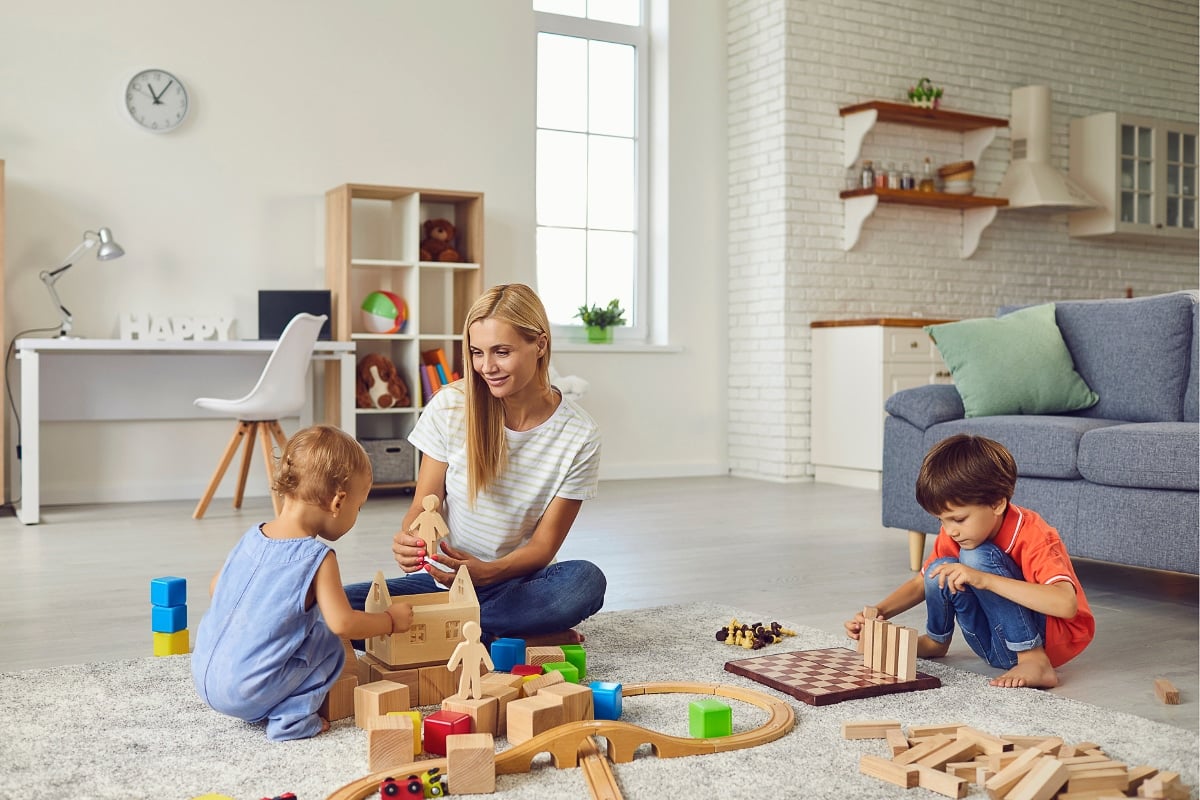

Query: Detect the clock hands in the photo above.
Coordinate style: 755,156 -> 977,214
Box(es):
145,79 -> 174,105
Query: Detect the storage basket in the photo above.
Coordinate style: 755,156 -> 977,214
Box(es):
361,438 -> 415,484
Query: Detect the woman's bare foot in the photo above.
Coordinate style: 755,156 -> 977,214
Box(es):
523,629 -> 585,646
990,648 -> 1058,688
917,634 -> 950,658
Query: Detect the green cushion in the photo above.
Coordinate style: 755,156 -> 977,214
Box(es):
925,303 -> 1099,418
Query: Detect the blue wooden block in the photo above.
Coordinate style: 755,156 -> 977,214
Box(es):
150,576 -> 187,607
151,603 -> 187,633
489,637 -> 526,672
590,680 -> 622,720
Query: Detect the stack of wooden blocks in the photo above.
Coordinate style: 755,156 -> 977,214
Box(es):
845,719 -> 1193,799
858,606 -> 919,681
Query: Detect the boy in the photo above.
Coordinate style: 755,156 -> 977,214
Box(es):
845,434 -> 1094,688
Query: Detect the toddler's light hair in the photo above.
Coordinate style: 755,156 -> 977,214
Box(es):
271,425 -> 372,507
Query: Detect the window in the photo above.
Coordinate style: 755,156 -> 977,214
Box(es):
534,0 -> 648,338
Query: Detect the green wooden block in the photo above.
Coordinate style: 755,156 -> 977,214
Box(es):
560,644 -> 586,680
542,661 -> 579,684
688,699 -> 731,738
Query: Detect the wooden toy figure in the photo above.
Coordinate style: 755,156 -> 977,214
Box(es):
447,620 -> 493,700
410,494 -> 451,572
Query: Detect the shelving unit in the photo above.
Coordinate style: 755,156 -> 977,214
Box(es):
325,183 -> 484,489
839,101 -> 1009,257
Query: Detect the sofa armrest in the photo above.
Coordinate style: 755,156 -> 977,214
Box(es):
884,384 -> 965,431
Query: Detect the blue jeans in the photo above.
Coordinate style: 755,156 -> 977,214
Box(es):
344,560 -> 606,645
924,543 -> 1045,669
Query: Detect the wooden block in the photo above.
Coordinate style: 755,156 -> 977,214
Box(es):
862,611 -> 877,665
525,645 -> 565,666
956,726 -> 1013,755
442,695 -> 499,736
1001,735 -> 1064,753
480,680 -> 519,736
481,671 -> 525,691
1073,741 -> 1103,753
860,754 -> 918,788
1154,677 -> 1181,704
897,626 -> 918,681
418,663 -> 460,706
1127,765 -> 1159,792
1057,791 -> 1134,800
506,694 -> 563,745
386,710 -> 423,756
945,761 -> 981,781
354,680 -> 410,729
1058,744 -> 1079,758
893,733 -> 953,766
978,751 -> 1025,772
1067,767 -> 1129,793
1060,755 -> 1115,767
984,747 -> 1043,800
858,606 -> 879,653
1005,755 -> 1069,800
538,682 -> 594,722
885,727 -> 910,756
841,719 -> 902,739
520,668 -> 565,698
883,622 -> 899,676
446,732 -> 495,795
319,673 -> 358,722
916,738 -> 980,770
915,765 -> 968,798
871,619 -> 887,673
366,715 -> 414,772
909,722 -> 967,737
367,658 -> 419,689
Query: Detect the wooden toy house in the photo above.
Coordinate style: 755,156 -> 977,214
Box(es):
364,566 -> 480,669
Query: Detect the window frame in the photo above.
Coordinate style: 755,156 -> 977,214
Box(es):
534,7 -> 650,344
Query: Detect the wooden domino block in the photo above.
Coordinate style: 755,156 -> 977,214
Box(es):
895,625 -> 918,680
446,732 -> 495,794
909,723 -> 967,737
916,738 -> 980,770
883,622 -> 900,676
1066,767 -> 1130,793
885,727 -> 910,756
916,764 -> 968,798
841,720 -> 902,739
871,619 -> 888,673
956,726 -> 1013,755
354,680 -> 410,729
858,606 -> 879,654
984,747 -> 1043,799
893,733 -> 953,766
319,673 -> 359,722
366,715 -> 414,772
862,610 -> 877,665
860,754 -> 918,788
538,682 -> 594,722
1005,755 -> 1069,800
1154,678 -> 1180,704
506,694 -> 564,745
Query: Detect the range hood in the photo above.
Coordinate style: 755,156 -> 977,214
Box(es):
996,85 -> 1098,210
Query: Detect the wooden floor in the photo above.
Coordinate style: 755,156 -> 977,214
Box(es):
1,476 -> 1195,730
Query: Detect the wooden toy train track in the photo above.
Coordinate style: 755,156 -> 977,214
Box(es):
325,681 -> 795,800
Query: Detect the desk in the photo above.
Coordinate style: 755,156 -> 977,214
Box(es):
15,338 -> 356,525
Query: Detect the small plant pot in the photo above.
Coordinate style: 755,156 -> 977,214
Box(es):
586,325 -> 613,344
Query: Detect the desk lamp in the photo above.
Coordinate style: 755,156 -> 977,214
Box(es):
39,227 -> 125,337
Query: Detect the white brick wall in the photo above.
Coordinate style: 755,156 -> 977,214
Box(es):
727,0 -> 1200,481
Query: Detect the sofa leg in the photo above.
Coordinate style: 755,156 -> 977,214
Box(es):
908,531 -> 926,572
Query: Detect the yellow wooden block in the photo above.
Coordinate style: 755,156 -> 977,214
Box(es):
153,629 -> 189,656
388,710 -> 424,755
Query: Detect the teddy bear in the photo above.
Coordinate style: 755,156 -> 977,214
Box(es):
419,218 -> 461,262
355,353 -> 411,409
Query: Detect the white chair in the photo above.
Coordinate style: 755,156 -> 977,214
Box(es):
192,312 -> 327,520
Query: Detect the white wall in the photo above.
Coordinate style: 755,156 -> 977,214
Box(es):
727,0 -> 1200,481
1,0 -> 730,504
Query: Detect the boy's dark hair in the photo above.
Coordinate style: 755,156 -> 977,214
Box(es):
915,434 -> 1017,515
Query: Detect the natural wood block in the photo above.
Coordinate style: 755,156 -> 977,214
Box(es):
446,732 -> 495,794
955,726 -> 1012,755
893,733 -> 953,766
419,663 -> 460,706
319,673 -> 358,722
354,680 -> 410,729
916,738 -> 980,770
482,672 -> 524,691
525,645 -> 566,666
1127,765 -> 1159,793
842,719 -> 902,739
520,669 -> 565,698
480,680 -> 519,736
367,715 -> 414,772
909,722 -> 967,737
984,747 -> 1043,799
506,694 -> 563,745
1000,735 -> 1064,752
385,710 -> 423,757
885,727 -> 910,756
858,606 -> 879,653
915,765 -> 967,798
1066,767 -> 1129,793
871,619 -> 887,673
883,622 -> 899,675
1005,755 -> 1069,800
538,682 -> 594,722
860,754 -> 918,788
442,695 -> 499,736
862,611 -> 876,665
1154,678 -> 1181,704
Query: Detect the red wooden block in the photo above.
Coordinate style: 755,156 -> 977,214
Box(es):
422,710 -> 472,756
511,664 -> 542,677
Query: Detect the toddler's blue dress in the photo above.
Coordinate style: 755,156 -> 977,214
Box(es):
192,525 -> 345,741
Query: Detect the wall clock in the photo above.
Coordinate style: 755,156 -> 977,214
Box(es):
124,68 -> 189,133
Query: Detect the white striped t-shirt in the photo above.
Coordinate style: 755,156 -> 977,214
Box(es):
407,384 -> 601,561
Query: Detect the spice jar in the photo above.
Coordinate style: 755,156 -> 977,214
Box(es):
860,160 -> 875,189
919,157 -> 936,192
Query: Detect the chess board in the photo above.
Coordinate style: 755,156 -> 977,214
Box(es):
725,647 -> 941,706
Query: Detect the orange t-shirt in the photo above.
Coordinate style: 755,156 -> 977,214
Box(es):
921,503 -> 1095,667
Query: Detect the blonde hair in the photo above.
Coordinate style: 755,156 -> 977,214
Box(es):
271,425 -> 372,507
461,283 -> 552,502
915,434 -> 1016,515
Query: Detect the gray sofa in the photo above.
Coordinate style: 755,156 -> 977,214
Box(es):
882,290 -> 1199,575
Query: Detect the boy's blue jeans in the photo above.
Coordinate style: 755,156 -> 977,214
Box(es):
924,543 -> 1045,669
344,560 -> 606,644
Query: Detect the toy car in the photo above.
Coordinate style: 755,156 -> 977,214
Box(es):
379,775 -> 423,798
421,766 -> 447,797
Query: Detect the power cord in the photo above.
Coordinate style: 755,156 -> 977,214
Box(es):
5,326 -> 64,504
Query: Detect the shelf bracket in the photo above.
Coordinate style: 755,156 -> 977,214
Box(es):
962,206 -> 998,258
843,109 -> 879,168
962,126 -> 999,165
844,194 -> 879,251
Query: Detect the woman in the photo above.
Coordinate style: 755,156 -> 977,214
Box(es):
345,284 -> 605,645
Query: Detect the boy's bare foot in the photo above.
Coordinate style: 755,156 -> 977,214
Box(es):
917,634 -> 950,658
990,648 -> 1058,688
523,629 -> 585,646
319,716 -> 331,734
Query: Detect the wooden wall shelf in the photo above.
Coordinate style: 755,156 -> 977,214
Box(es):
839,187 -> 1008,211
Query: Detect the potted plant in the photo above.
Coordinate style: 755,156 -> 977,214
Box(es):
575,298 -> 626,343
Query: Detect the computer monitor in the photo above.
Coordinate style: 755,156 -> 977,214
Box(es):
257,290 -> 332,340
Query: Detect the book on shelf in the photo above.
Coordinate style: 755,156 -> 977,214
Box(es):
419,364 -> 434,402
